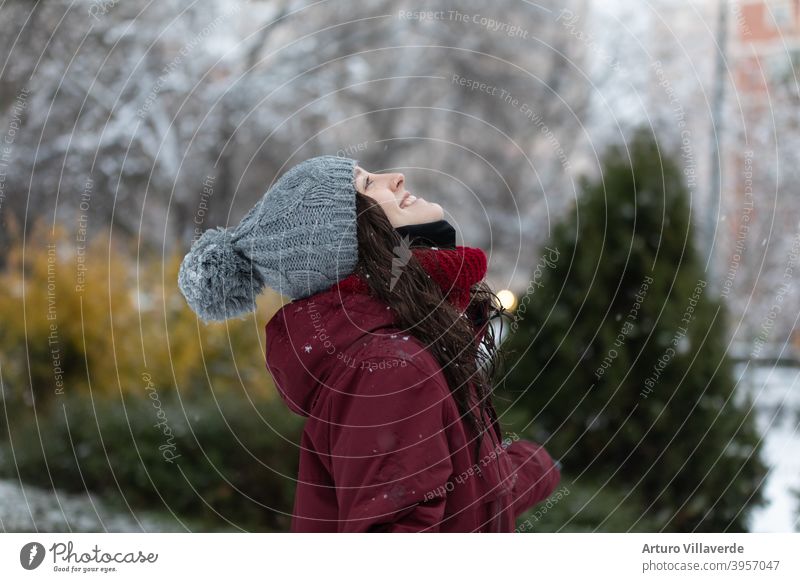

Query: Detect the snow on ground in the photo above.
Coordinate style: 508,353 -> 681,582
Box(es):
0,479 -> 191,533
737,364 -> 800,533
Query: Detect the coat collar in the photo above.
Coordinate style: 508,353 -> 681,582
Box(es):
331,245 -> 487,313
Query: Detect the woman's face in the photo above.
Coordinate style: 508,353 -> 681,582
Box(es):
353,164 -> 444,227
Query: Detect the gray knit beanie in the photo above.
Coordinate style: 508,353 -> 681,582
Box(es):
178,155 -> 359,322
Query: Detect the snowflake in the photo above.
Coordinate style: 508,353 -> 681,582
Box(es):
303,344 -> 312,353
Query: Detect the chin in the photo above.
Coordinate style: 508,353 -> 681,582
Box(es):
398,201 -> 445,225
421,202 -> 444,220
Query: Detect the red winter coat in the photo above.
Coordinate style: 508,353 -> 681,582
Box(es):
265,276 -> 560,532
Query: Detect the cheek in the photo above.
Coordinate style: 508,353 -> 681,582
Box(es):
374,192 -> 396,209
370,193 -> 403,223
366,191 -> 392,210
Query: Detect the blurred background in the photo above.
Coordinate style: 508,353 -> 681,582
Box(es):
0,0 -> 797,532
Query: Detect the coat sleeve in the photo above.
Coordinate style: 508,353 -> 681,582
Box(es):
326,357 -> 455,533
504,438 -> 561,518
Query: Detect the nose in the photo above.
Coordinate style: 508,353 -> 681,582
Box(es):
392,173 -> 404,191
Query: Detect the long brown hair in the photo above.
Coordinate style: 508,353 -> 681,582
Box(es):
352,191 -> 508,463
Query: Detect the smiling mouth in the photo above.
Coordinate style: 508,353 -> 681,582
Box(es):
400,193 -> 419,209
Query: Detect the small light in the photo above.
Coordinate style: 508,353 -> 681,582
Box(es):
497,289 -> 517,311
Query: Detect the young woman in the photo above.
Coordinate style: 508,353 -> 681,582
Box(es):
178,155 -> 560,532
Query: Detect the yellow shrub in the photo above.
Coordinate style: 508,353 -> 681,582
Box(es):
0,215 -> 286,407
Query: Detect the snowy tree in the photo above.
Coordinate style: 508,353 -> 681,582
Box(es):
0,0 -> 591,289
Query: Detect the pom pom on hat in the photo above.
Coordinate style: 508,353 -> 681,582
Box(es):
178,226 -> 266,322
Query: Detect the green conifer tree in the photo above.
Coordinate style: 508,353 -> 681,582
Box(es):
499,127 -> 768,531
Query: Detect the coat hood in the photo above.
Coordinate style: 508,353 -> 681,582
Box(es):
265,287 -> 401,417
265,245 -> 489,418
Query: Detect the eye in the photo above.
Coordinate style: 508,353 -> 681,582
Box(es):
364,175 -> 372,190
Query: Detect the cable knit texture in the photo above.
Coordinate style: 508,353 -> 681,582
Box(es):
178,155 -> 359,322
333,245 -> 488,312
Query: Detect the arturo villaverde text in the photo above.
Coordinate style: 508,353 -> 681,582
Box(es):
642,543 -> 745,554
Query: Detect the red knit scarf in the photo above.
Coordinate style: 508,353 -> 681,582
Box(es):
333,245 -> 488,312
